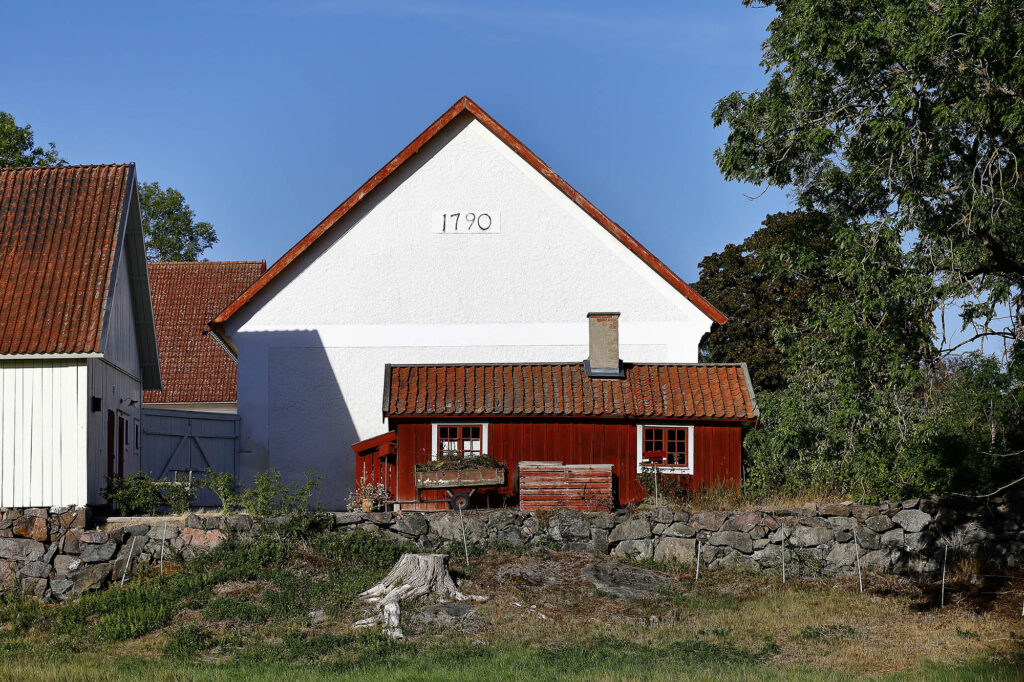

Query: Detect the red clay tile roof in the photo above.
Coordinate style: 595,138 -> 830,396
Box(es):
143,261 -> 265,405
0,164 -> 132,354
212,96 -> 726,346
384,363 -> 758,421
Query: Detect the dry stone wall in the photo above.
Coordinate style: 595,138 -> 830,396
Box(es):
351,495 -> 1021,577
1,494 -> 1020,601
0,507 -> 246,601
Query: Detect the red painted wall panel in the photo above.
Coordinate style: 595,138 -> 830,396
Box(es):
388,418 -> 743,506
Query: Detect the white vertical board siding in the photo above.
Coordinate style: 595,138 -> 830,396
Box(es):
0,360 -> 88,507
86,358 -> 142,505
102,246 -> 141,378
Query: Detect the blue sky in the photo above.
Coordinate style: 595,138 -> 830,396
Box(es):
1,1 -> 790,282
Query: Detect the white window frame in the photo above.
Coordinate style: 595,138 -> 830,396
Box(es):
430,422 -> 489,460
636,424 -> 694,475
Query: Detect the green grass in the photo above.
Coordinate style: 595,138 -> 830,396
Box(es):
0,637 -> 1019,681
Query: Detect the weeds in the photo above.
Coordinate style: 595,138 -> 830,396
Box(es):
163,624 -> 213,659
203,595 -> 269,623
0,589 -> 43,633
799,624 -> 860,641
537,633 -> 778,668
655,585 -> 741,612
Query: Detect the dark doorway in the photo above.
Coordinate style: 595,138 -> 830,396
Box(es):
106,410 -> 116,479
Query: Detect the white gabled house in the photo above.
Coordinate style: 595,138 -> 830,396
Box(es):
0,164 -> 160,508
212,97 -> 728,509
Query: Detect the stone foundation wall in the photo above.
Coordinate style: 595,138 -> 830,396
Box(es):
346,495 -> 1022,577
0,508 -> 248,601
2,495 -> 1020,601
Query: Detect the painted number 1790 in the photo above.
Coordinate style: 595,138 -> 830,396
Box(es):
431,211 -> 501,234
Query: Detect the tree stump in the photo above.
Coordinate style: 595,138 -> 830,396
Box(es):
353,553 -> 487,639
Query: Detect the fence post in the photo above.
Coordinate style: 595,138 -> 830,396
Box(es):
941,543 -> 948,607
781,521 -> 787,584
854,528 -> 863,594
458,506 -> 470,565
120,536 -> 137,587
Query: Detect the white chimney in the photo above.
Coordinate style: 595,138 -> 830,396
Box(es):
585,312 -> 624,378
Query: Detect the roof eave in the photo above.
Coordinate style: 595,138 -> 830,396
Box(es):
739,362 -> 759,419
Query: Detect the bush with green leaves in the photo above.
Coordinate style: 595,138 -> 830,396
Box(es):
102,474 -> 164,515
102,473 -> 199,516
158,477 -> 200,515
203,470 -> 241,514
239,468 -> 323,519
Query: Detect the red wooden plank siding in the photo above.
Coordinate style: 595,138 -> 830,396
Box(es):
386,419 -> 743,506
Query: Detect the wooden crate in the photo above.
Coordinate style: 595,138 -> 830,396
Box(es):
518,461 -> 614,511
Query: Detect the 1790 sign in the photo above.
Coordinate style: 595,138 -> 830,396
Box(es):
431,211 -> 501,234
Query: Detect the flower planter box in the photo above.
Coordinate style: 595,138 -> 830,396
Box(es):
414,467 -> 506,490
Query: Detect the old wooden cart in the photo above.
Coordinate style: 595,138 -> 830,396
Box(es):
413,466 -> 506,510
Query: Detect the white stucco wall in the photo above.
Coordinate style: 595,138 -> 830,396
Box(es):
225,115 -> 715,508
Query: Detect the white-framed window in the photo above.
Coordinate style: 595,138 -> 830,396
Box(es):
636,424 -> 694,475
430,423 -> 489,460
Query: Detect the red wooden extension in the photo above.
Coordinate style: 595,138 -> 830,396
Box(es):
518,461 -> 614,511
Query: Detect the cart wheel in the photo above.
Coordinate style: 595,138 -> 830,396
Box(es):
449,493 -> 471,511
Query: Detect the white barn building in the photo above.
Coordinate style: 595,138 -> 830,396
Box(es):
212,97 -> 725,509
0,164 -> 160,508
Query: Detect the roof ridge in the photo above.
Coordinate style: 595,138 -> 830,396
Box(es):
387,361 -> 748,368
148,260 -> 267,266
0,162 -> 133,172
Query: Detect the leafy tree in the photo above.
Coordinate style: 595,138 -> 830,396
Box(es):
922,354 -> 1024,496
0,111 -> 64,167
713,0 -> 1024,359
743,221 -> 942,501
693,211 -> 838,392
139,181 -> 218,262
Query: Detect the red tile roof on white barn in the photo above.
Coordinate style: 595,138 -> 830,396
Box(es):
0,163 -> 160,388
0,164 -> 132,354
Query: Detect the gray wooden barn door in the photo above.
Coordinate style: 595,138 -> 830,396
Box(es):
141,408 -> 239,508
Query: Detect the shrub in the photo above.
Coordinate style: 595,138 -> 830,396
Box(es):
204,470 -> 241,514
240,468 -> 323,519
158,477 -> 199,515
102,473 -> 199,515
102,474 -> 163,515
